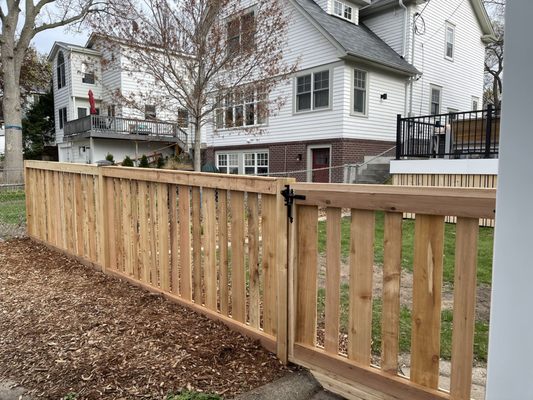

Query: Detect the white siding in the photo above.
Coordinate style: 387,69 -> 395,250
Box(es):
362,6 -> 406,56
52,48 -> 72,144
342,63 -> 407,141
70,52 -> 103,100
91,139 -> 175,164
207,1 -> 341,147
408,0 -> 486,115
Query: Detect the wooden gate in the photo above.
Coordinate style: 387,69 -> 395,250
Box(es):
288,183 -> 495,400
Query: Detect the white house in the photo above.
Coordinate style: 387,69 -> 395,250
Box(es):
48,37 -> 191,164
205,0 -> 495,183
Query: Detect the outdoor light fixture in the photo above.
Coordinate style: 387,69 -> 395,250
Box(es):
296,154 -> 302,161
380,93 -> 388,100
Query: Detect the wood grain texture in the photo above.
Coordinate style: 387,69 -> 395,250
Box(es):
450,218 -> 479,399
381,212 -> 403,374
348,210 -> 375,365
203,187 -> 217,310
149,182 -> 159,286
411,214 -> 445,389
324,207 -> 342,355
218,190 -> 229,315
247,193 -> 260,328
169,185 -> 180,294
178,186 -> 192,300
138,181 -> 150,283
295,205 -> 318,346
157,183 -> 170,292
262,194 -> 278,334
230,191 -> 246,323
192,187 -> 202,304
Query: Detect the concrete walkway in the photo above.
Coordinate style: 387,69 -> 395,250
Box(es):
0,380 -> 27,400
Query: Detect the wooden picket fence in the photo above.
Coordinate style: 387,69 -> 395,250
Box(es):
25,161 -> 496,400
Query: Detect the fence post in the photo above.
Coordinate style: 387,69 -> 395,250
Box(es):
396,114 -> 402,160
276,177 -> 296,364
97,167 -> 109,273
485,104 -> 494,159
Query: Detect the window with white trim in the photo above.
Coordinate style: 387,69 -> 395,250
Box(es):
227,10 -> 256,56
244,152 -> 269,175
430,86 -> 442,115
353,69 -> 367,115
333,1 -> 353,22
217,153 -> 239,174
472,97 -> 479,111
57,51 -> 66,90
59,107 -> 68,129
445,23 -> 455,60
216,151 -> 269,175
215,87 -> 266,130
296,70 -> 330,112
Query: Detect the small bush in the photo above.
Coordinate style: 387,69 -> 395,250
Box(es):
166,391 -> 222,400
157,156 -> 166,169
63,393 -> 78,400
105,153 -> 115,163
122,156 -> 134,167
139,154 -> 150,168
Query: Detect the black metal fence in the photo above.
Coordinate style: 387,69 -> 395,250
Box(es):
396,104 -> 500,160
64,115 -> 188,144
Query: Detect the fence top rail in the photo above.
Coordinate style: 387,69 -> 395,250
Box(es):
25,160 -> 99,175
24,161 -> 289,195
291,182 -> 496,219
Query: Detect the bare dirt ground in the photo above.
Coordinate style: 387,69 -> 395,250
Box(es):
0,239 -> 289,399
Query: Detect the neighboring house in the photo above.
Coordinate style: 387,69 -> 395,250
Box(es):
205,0 -> 495,183
47,37 -> 191,164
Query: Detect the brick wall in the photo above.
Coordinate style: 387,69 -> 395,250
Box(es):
205,138 -> 395,183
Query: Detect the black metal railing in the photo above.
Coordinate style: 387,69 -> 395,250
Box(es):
396,104 -> 500,160
64,115 -> 188,144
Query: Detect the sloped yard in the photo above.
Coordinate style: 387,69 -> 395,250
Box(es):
0,239 -> 289,399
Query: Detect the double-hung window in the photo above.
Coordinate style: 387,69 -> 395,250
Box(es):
333,1 -> 353,22
353,69 -> 368,115
215,87 -> 266,129
296,70 -> 330,112
430,86 -> 442,115
217,153 -> 239,174
227,10 -> 256,56
178,109 -> 189,128
244,152 -> 269,175
445,23 -> 455,60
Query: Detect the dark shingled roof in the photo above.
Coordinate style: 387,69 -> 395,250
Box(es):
292,0 -> 419,75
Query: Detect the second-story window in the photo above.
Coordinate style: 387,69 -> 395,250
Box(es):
145,105 -> 156,120
333,1 -> 353,22
81,62 -> 95,84
296,70 -> 330,112
178,109 -> 189,128
59,107 -> 68,129
445,23 -> 455,60
57,51 -> 66,90
227,10 -> 256,56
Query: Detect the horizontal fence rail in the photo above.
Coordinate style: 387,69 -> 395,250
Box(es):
397,105 -> 500,160
64,115 -> 188,144
25,161 -> 291,361
24,161 -> 497,400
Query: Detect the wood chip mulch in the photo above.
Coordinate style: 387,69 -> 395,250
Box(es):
0,239 -> 290,399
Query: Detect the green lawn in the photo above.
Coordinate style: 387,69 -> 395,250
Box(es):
318,211 -> 494,286
317,286 -> 490,362
0,190 -> 26,225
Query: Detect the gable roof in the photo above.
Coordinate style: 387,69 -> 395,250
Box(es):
289,0 -> 420,76
47,41 -> 101,62
361,0 -> 496,41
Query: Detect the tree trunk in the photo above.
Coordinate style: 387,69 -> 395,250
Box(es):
2,58 -> 24,184
193,120 -> 202,172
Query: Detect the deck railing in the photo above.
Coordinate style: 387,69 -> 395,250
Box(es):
64,115 -> 188,144
396,104 -> 500,160
24,161 -> 496,400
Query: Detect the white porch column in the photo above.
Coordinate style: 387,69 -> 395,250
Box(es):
485,1 -> 533,399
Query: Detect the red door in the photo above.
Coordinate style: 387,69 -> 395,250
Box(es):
312,148 -> 330,183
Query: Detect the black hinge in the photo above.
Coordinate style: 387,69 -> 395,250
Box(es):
281,185 -> 306,223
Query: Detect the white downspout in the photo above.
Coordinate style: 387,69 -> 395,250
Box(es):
399,0 -> 409,116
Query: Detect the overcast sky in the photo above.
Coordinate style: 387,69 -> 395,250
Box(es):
33,26 -> 89,55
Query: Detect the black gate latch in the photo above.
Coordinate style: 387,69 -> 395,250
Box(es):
281,185 -> 306,223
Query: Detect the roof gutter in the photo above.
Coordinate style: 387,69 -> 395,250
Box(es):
342,53 -> 419,77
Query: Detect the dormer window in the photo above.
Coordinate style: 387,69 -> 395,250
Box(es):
333,1 -> 353,22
